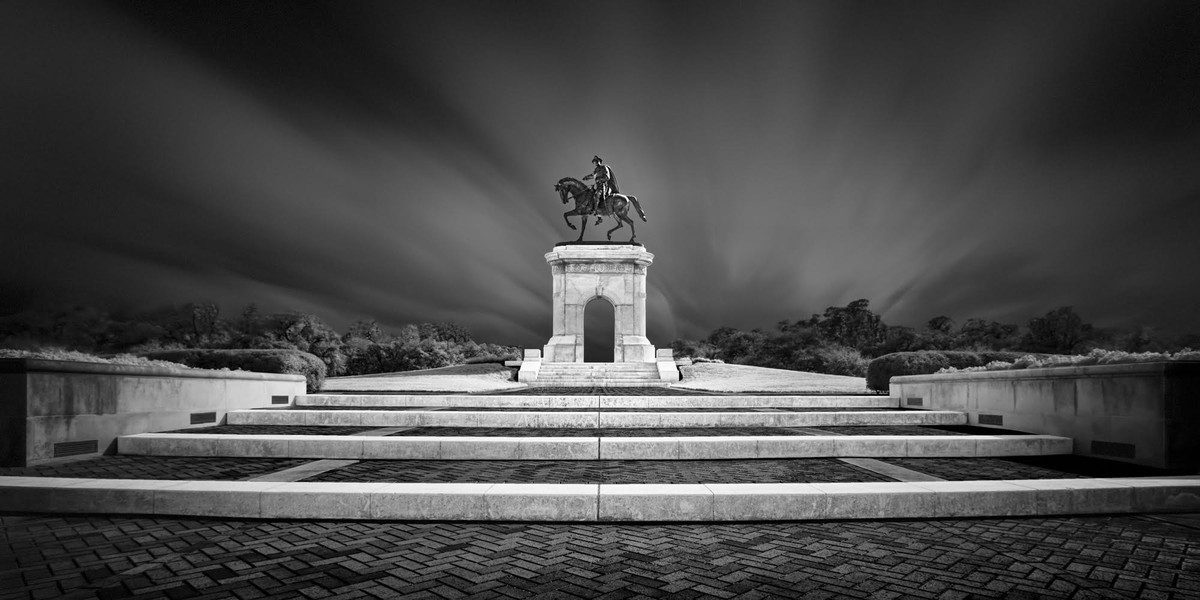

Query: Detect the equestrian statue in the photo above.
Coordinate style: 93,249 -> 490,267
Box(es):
556,155 -> 647,242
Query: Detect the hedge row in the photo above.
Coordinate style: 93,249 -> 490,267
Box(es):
865,351 -> 1030,392
143,349 -> 326,392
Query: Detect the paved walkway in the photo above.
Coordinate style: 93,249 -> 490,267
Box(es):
0,454 -> 1159,485
3,513 -> 1198,599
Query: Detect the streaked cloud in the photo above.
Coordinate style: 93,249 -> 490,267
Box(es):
1,0 -> 1197,346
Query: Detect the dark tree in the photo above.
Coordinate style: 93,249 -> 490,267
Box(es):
814,299 -> 887,352
1022,306 -> 1093,353
959,318 -> 1020,350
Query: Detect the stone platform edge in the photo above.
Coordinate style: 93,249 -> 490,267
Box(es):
228,409 -> 963,428
117,433 -> 1073,460
294,395 -> 899,408
1,476 -> 1197,522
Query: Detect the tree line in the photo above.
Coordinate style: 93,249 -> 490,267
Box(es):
669,300 -> 1200,376
3,300 -> 1197,379
0,303 -> 518,377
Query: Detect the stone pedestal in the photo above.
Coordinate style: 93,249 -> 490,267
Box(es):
541,244 -> 656,363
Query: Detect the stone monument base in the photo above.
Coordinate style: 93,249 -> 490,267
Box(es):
542,335 -> 657,363
540,244 -> 657,364
518,243 -> 677,385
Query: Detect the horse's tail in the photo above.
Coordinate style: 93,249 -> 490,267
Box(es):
628,196 -> 647,221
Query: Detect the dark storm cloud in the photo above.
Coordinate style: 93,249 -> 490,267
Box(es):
2,0 -> 1199,347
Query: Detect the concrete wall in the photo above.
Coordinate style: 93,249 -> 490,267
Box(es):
891,361 -> 1200,470
1,359 -> 306,466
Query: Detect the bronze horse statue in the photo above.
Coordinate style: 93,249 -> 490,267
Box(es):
555,177 -> 647,242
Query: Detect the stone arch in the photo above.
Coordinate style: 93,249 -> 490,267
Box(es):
583,296 -> 616,362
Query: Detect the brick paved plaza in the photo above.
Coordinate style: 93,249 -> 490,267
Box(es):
3,512 -> 1199,599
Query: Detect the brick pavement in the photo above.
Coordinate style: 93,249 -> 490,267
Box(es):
882,457 -> 1192,480
807,426 -> 975,436
0,456 -> 307,481
4,455 -> 1127,485
305,458 -> 895,484
164,425 -> 380,436
2,513 -> 1197,599
146,426 -> 972,437
878,458 -> 1090,481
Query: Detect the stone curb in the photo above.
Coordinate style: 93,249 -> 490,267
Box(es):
1,476 -> 1196,521
296,395 -> 899,409
229,409 -> 955,428
117,434 -> 1072,460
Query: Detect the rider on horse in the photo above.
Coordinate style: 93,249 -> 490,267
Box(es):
555,157 -> 646,243
582,155 -> 619,214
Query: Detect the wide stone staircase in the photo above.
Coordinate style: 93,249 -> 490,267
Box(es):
529,362 -> 668,387
4,386 -> 1199,521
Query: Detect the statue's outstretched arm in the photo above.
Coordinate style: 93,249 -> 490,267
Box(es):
582,173 -> 594,181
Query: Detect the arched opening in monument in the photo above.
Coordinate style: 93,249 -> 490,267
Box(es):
583,297 -> 615,362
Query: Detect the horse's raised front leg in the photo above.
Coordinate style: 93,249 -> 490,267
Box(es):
576,212 -> 588,242
563,210 -> 578,230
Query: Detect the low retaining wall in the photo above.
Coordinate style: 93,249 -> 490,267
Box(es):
1,359 -> 306,466
891,361 -> 1200,470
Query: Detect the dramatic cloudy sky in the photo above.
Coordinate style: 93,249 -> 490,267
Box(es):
2,0 -> 1198,347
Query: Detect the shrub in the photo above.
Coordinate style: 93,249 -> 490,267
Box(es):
342,339 -> 468,375
943,348 -> 1200,373
0,348 -> 189,369
867,352 -> 950,392
789,343 -> 869,377
460,342 -> 520,364
817,345 -> 871,377
143,349 -> 326,392
866,350 -> 1031,392
464,354 -> 514,365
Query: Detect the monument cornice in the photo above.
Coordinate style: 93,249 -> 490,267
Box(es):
544,245 -> 655,268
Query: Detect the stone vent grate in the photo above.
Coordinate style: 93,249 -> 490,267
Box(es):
905,397 -> 924,407
53,440 -> 98,458
978,414 -> 1004,426
271,395 -> 290,405
190,412 -> 217,425
1091,440 -> 1136,459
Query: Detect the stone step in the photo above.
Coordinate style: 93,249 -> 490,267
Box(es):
538,363 -> 661,369
529,380 -> 669,384
528,381 -> 676,386
5,475 -> 1196,521
117,433 -> 1072,460
538,365 -> 660,369
537,367 -> 659,374
532,374 -> 664,379
229,409 -> 966,428
296,395 -> 899,409
531,363 -> 669,386
537,370 -> 662,375
536,368 -> 660,373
